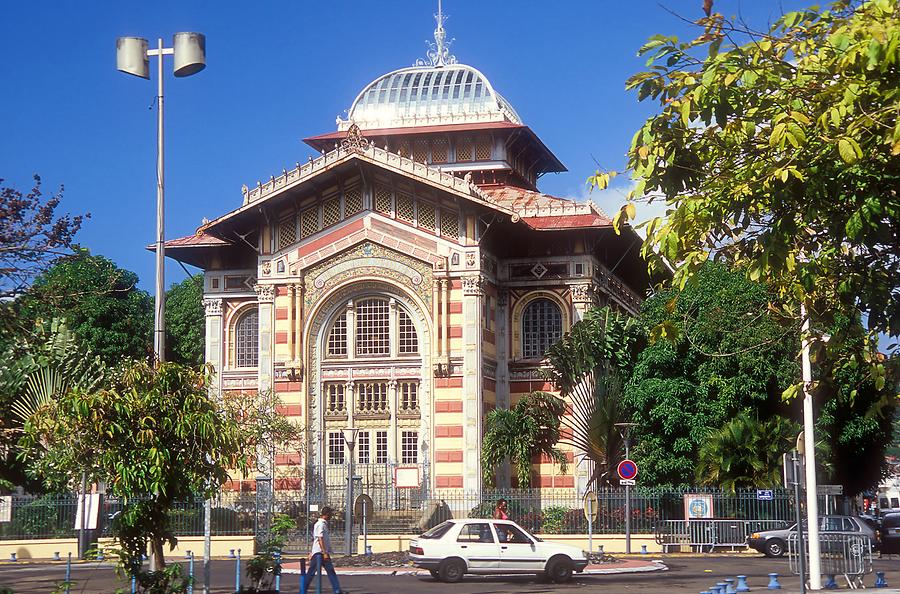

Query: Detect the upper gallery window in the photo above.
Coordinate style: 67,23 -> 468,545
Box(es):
522,298 -> 562,359
234,308 -> 259,368
325,297 -> 420,359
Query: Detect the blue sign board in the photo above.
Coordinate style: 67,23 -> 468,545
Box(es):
757,489 -> 774,501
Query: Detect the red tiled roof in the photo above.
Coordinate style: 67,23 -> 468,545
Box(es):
479,186 -> 612,230
522,214 -> 611,230
148,231 -> 230,251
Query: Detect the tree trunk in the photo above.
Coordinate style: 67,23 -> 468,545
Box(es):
149,538 -> 166,571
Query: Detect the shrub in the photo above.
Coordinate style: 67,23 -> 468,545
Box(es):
469,499 -> 527,521
540,506 -> 569,534
12,495 -> 66,538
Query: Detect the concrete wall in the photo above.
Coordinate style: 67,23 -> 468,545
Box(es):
0,536 -> 255,560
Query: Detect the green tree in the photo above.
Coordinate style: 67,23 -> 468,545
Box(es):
18,362 -> 256,573
481,392 -> 567,488
625,263 -> 799,486
603,0 -> 899,382
14,249 -> 153,366
165,276 -> 204,366
696,412 -> 799,493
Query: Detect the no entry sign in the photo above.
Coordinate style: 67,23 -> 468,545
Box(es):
617,459 -> 638,481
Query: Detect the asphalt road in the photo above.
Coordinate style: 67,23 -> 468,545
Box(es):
0,554 -> 897,593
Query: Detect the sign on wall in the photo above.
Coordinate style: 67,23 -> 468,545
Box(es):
683,493 -> 715,519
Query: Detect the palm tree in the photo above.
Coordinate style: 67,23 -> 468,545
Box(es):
481,391 -> 567,487
558,367 -> 627,486
696,412 -> 799,492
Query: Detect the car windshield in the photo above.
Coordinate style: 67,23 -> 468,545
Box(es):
421,521 -> 453,539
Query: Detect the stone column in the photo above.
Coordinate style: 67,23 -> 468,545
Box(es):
203,298 -> 224,398
253,283 -> 276,505
461,274 -> 484,492
494,290 -> 511,488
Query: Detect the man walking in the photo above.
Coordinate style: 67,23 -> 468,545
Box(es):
303,506 -> 346,594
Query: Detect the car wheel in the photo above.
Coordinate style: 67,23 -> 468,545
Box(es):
429,570 -> 439,579
547,556 -> 574,583
765,539 -> 786,558
439,558 -> 465,583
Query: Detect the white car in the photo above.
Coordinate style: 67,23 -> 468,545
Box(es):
408,518 -> 589,583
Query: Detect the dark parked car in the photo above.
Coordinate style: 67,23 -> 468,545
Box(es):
880,512 -> 900,555
747,515 -> 877,557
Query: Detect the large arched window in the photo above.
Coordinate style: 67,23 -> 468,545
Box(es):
522,298 -> 562,358
324,297 -> 419,359
234,308 -> 259,368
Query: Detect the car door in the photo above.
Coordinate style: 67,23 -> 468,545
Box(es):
456,522 -> 499,571
495,522 -> 545,571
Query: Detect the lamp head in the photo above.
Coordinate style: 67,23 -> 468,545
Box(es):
116,37 -> 149,79
173,32 -> 206,77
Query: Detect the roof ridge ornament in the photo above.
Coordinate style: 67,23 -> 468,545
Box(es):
417,0 -> 457,67
341,123 -> 370,153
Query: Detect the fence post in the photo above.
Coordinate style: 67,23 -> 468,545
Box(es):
235,548 -> 241,592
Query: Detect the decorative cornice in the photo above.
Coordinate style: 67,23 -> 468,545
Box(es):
462,274 -> 484,296
253,284 -> 276,303
203,298 -> 223,316
340,123 -> 371,154
570,282 -> 596,305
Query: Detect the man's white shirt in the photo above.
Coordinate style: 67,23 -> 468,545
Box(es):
311,517 -> 331,555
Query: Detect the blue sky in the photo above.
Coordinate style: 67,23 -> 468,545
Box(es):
1,0 -> 811,292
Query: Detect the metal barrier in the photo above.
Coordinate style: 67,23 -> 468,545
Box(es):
788,533 -> 872,589
655,519 -> 789,552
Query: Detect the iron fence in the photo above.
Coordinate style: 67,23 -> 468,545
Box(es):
788,532 -> 873,588
0,486 -> 800,543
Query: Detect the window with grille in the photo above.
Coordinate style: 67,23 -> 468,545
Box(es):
432,138 -> 449,163
323,197 -> 341,227
475,135 -> 492,160
278,217 -> 296,250
418,201 -> 436,232
357,382 -> 388,413
396,140 -> 411,159
522,298 -> 563,358
374,185 -> 393,214
375,431 -> 388,463
356,298 -> 390,356
456,137 -> 473,161
234,309 -> 258,368
439,210 -> 459,239
344,186 -> 363,216
328,432 -> 345,465
413,139 -> 429,163
327,312 -> 347,357
401,431 -> 418,464
358,431 -> 370,464
300,207 -> 319,239
398,308 -> 418,354
396,193 -> 414,223
399,381 -> 418,412
325,383 -> 345,413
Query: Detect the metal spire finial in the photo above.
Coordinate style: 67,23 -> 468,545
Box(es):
418,0 -> 457,67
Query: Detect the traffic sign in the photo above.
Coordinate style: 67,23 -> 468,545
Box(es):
617,459 -> 638,481
620,479 -> 636,486
757,489 -> 774,501
583,490 -> 599,521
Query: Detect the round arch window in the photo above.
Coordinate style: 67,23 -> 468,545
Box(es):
522,298 -> 562,358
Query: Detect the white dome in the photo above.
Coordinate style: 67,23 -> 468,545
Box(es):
342,63 -> 522,130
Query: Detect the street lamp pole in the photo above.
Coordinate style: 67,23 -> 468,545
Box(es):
116,32 -> 206,364
800,303 -> 822,590
342,427 -> 360,556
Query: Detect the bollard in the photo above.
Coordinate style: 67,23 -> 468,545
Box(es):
717,583 -> 728,593
187,550 -> 194,594
228,548 -> 236,558
365,545 -> 373,557
725,578 -> 736,594
96,549 -> 104,562
9,553 -> 15,562
708,586 -> 720,594
736,575 -> 751,592
131,575 -> 136,594
53,551 -> 61,561
598,544 -> 604,556
300,557 -> 306,594
767,573 -> 781,590
875,571 -> 887,588
235,548 -> 241,592
641,544 -> 648,554
185,550 -> 192,559
64,552 -> 72,594
823,574 -> 837,589
274,551 -> 281,592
